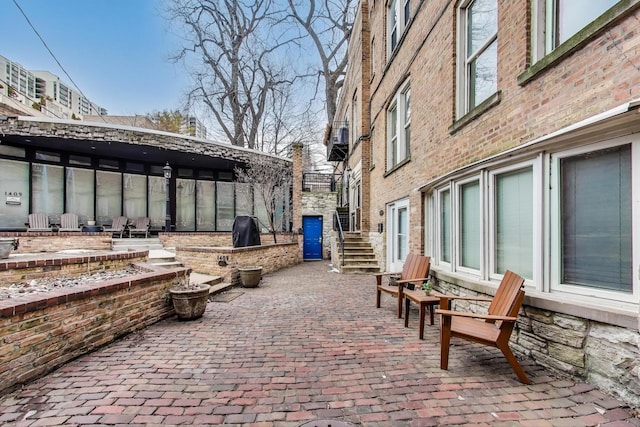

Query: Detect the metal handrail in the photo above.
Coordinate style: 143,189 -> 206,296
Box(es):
334,210 -> 345,266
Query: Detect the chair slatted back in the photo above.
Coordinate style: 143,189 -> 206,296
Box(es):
110,216 -> 128,230
487,270 -> 525,328
28,213 -> 49,229
400,254 -> 431,286
133,217 -> 150,229
60,213 -> 79,229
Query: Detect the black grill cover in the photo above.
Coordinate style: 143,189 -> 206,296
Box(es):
232,216 -> 261,248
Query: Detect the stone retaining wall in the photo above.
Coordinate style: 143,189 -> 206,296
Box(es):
175,241 -> 301,286
0,232 -> 112,253
433,273 -> 640,407
0,261 -> 189,395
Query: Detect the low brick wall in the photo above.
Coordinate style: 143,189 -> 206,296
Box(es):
0,232 -> 112,253
175,241 -> 301,286
0,261 -> 189,395
158,232 -> 294,250
0,251 -> 148,284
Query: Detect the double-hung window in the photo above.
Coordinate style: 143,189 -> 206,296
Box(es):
387,81 -> 410,170
531,0 -> 620,61
387,0 -> 411,55
457,0 -> 498,117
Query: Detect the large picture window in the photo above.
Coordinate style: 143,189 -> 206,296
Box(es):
560,145 -> 631,292
457,0 -> 498,117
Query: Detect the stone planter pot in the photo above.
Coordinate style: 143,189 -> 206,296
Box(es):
168,284 -> 211,320
238,266 -> 263,288
0,238 -> 18,259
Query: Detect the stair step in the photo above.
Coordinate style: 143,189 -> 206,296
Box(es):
151,261 -> 183,268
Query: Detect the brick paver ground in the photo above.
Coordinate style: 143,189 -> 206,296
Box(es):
1,261 -> 638,426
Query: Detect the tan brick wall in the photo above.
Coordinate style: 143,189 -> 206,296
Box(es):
175,240 -> 301,285
0,232 -> 112,253
0,263 -> 189,395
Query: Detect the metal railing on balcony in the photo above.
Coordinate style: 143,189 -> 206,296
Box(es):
302,173 -> 336,192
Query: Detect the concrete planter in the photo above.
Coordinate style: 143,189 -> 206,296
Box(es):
169,284 -> 211,320
238,266 -> 263,288
0,238 -> 18,259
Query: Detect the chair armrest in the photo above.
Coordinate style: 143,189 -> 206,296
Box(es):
395,277 -> 430,284
435,309 -> 517,322
373,271 -> 401,277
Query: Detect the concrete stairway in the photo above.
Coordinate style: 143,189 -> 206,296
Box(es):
111,238 -> 164,252
337,232 -> 380,274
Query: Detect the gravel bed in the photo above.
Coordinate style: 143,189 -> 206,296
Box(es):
0,266 -> 146,301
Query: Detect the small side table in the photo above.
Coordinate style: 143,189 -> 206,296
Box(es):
404,290 -> 442,340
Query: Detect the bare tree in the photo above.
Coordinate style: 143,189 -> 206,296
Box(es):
235,156 -> 292,243
168,0 -> 296,149
285,0 -> 354,125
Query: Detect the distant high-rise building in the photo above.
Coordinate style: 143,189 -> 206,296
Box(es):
0,54 -> 106,119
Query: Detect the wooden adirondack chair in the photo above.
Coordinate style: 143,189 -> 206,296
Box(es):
375,254 -> 431,318
128,217 -> 150,238
59,213 -> 82,232
27,213 -> 52,232
104,216 -> 128,238
436,270 -> 530,384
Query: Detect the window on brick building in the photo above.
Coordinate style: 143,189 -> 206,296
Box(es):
456,0 -> 498,118
531,0 -> 619,61
387,0 -> 411,56
387,80 -> 410,170
428,137 -> 637,304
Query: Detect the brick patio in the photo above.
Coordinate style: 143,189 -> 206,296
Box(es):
0,261 -> 638,426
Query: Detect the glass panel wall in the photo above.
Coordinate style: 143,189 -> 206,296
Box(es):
148,176 -> 166,228
0,159 -> 29,228
96,171 -> 122,225
216,182 -> 235,231
176,178 -> 196,231
236,183 -> 253,216
66,167 -> 95,224
123,173 -> 147,220
32,163 -> 64,224
196,180 -> 216,231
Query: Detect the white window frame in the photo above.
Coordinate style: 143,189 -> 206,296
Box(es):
548,136 -> 638,304
386,81 -> 411,170
531,0 -> 620,62
454,174 -> 485,277
487,159 -> 542,286
456,0 -> 498,118
387,0 -> 411,56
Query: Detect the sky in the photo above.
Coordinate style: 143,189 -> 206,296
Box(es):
2,0 -> 189,116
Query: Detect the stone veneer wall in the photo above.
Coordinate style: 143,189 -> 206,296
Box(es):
0,261 -> 190,395
433,274 -> 640,407
175,241 -> 301,286
301,192 -> 337,259
0,232 -> 112,253
0,251 -> 148,283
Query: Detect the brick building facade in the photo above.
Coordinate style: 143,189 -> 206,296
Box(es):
333,0 -> 640,406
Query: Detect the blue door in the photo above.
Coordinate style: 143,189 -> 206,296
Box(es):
303,216 -> 323,260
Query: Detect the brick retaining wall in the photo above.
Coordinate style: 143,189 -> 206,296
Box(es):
158,232 -> 295,249
0,232 -> 112,253
0,261 -> 189,395
175,241 -> 301,286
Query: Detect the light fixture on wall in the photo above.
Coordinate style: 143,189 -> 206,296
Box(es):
163,162 -> 172,232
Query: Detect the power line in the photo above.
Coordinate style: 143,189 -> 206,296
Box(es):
11,0 -> 107,123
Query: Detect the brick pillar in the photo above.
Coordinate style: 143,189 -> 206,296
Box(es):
292,143 -> 303,232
